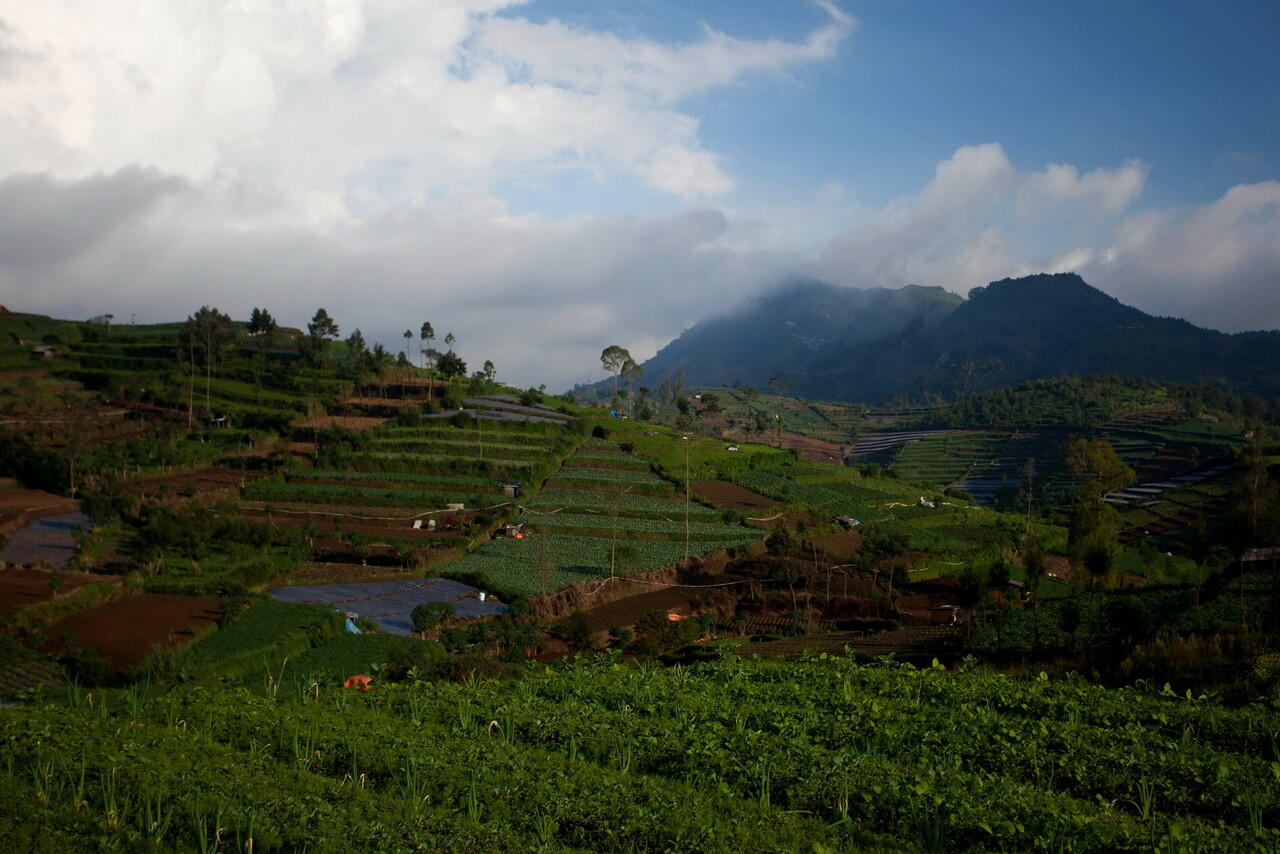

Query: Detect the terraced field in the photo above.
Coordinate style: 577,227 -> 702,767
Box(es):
238,419 -> 579,563
891,430 -> 1009,485
445,442 -> 762,597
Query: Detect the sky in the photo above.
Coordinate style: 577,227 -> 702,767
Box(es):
0,0 -> 1277,389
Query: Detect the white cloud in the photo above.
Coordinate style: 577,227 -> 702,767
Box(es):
817,144 -> 1278,333
1083,180 -> 1280,331
0,0 -> 850,201
1020,159 -> 1149,217
818,143 -> 1020,291
475,1 -> 854,105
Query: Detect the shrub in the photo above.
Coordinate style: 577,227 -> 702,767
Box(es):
411,601 -> 456,634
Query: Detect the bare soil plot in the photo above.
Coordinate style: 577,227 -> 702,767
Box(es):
0,486 -> 79,534
126,467 -> 265,500
578,582 -> 743,635
272,562 -> 435,586
42,593 -> 223,670
720,428 -> 847,463
690,480 -> 777,511
0,567 -> 119,617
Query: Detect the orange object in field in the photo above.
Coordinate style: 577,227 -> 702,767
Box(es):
667,613 -> 683,622
344,675 -> 373,691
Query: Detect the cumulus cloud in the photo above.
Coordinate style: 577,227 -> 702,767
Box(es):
816,143 -> 1278,332
818,143 -> 1022,291
0,2 -> 1275,388
1019,159 -> 1149,217
1083,180 -> 1280,331
0,172 -> 798,386
0,0 -> 849,200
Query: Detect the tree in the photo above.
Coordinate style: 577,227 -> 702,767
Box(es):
346,328 -> 366,358
346,329 -> 368,392
307,308 -> 340,367
1065,438 -> 1133,502
600,345 -> 631,401
701,392 -> 723,415
1023,538 -> 1047,640
403,329 -> 413,363
1064,438 -> 1131,579
621,358 -> 642,417
411,601 -> 455,636
444,332 -> 456,352
436,350 -> 467,379
420,322 -> 435,369
248,307 -> 277,337
482,360 -> 496,383
181,306 -> 234,417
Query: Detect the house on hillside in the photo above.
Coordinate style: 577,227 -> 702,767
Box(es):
501,482 -> 523,498
30,344 -> 59,360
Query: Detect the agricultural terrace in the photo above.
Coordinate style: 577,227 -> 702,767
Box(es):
2,654 -> 1277,853
580,420 -> 1090,590
240,418 -> 582,565
443,437 -> 762,597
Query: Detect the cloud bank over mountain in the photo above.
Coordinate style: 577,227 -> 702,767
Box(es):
0,1 -> 1276,389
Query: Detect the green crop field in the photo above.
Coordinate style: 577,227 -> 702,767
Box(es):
528,487 -> 725,519
442,533 -> 743,596
3,654 -> 1276,853
522,511 -> 760,540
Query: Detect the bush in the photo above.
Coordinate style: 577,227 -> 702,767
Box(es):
411,601 -> 455,634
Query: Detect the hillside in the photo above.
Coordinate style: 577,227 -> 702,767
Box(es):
611,278 -> 961,392
592,273 -> 1280,405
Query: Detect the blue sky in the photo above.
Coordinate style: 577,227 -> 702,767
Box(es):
499,0 -> 1279,216
1,0 -> 1277,387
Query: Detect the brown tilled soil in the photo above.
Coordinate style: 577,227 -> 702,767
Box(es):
690,480 -> 776,511
126,467 -> 266,499
272,561 -> 434,586
577,585 -> 738,634
42,593 -> 223,670
0,487 -> 79,534
720,428 -> 847,463
0,568 -> 119,617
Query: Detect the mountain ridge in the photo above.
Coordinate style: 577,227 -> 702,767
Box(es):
577,273 -> 1280,404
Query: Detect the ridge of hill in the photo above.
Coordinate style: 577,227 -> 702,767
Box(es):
588,273 -> 1280,404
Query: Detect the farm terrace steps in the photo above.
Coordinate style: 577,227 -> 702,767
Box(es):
847,430 -> 953,457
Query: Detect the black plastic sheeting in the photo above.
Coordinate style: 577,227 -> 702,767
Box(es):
269,577 -> 507,635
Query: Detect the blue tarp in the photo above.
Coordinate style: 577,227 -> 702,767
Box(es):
270,578 -> 507,636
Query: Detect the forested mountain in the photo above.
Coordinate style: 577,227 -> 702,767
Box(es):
605,278 -> 962,393
589,273 -> 1280,405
